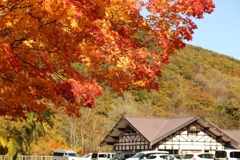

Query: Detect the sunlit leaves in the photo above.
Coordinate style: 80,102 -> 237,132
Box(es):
0,0 -> 215,120
70,19 -> 78,28
0,133 -> 7,147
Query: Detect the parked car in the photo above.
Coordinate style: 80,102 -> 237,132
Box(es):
182,154 -> 194,160
52,149 -> 79,160
147,154 -> 178,160
91,152 -> 116,160
182,153 -> 214,160
214,150 -> 240,160
79,153 -> 92,160
112,152 -> 136,160
127,151 -> 169,160
172,154 -> 183,160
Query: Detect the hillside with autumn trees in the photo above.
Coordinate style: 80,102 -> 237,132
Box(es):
67,45 -> 240,155
1,45 -> 240,156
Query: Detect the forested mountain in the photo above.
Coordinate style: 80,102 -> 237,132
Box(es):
1,45 -> 240,156
43,45 -> 240,155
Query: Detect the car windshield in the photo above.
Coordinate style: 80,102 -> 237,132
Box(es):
166,156 -> 175,160
132,153 -> 144,158
198,154 -> 214,159
83,154 -> 91,158
148,156 -> 157,159
215,151 -> 227,158
68,153 -> 78,157
53,153 -> 64,156
230,152 -> 240,158
183,155 -> 193,159
173,155 -> 182,159
99,154 -> 106,158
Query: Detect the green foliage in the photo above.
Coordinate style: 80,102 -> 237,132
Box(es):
7,136 -> 23,157
0,109 -> 55,156
40,108 -> 56,129
134,30 -> 161,53
95,88 -> 116,116
0,131 -> 7,148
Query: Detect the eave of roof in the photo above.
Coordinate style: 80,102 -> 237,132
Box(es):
222,130 -> 240,140
100,116 -> 136,146
203,121 -> 240,146
221,130 -> 240,149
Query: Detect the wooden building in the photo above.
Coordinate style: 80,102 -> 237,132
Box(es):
100,115 -> 240,154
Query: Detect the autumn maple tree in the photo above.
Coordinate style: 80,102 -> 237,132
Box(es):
0,0 -> 215,120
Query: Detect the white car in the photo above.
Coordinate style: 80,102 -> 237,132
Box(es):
127,151 -> 169,160
91,152 -> 116,160
147,154 -> 178,160
214,150 -> 240,160
79,153 -> 92,160
52,149 -> 80,160
182,153 -> 214,160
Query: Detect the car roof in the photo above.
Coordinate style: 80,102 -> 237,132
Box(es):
150,154 -> 171,156
54,149 -> 76,153
139,151 -> 169,153
116,152 -> 136,154
194,153 -> 214,155
184,153 -> 213,155
215,150 -> 240,152
93,152 -> 115,154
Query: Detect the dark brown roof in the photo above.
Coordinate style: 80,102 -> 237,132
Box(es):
124,115 -> 199,144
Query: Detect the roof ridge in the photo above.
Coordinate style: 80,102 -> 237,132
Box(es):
222,129 -> 240,131
124,115 -> 168,119
124,115 -> 198,119
168,115 -> 198,119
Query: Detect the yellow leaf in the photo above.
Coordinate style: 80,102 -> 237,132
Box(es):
23,39 -> 35,47
0,135 -> 7,147
70,19 -> 78,28
116,57 -> 130,69
132,80 -> 146,87
6,21 -> 12,27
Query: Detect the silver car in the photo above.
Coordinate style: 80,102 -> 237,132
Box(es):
182,153 -> 214,160
147,154 -> 178,160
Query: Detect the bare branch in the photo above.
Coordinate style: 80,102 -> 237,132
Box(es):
0,13 -> 6,16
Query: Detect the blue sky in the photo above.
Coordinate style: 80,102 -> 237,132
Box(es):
141,0 -> 240,60
186,0 -> 240,60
